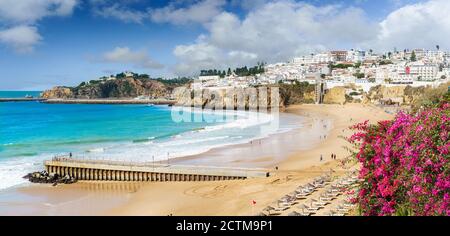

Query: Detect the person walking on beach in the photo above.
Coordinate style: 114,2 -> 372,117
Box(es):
320,154 -> 323,162
69,152 -> 72,158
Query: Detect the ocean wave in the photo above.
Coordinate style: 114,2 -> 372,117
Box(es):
86,147 -> 105,153
0,154 -> 50,190
0,110 -> 301,191
132,136 -> 156,143
157,135 -> 230,147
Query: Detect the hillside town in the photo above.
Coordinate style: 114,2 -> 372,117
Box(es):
194,48 -> 450,94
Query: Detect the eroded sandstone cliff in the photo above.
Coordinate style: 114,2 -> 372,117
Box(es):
41,77 -> 170,99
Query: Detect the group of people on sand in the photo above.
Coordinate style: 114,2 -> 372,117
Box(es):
320,153 -> 337,162
331,153 -> 337,160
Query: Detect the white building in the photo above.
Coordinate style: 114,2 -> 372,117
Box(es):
199,75 -> 220,81
409,63 -> 439,81
292,53 -> 334,64
346,50 -> 366,62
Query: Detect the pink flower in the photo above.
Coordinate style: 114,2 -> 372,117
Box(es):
413,185 -> 422,194
348,103 -> 449,216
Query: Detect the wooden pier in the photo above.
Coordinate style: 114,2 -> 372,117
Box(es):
44,158 -> 269,182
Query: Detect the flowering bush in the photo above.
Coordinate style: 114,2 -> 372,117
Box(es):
349,103 -> 449,216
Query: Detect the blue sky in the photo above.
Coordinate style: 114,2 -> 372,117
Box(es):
0,0 -> 446,90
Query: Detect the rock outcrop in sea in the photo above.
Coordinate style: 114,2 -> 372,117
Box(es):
41,73 -> 186,99
23,171 -> 77,186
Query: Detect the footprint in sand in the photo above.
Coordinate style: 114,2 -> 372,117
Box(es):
183,184 -> 229,199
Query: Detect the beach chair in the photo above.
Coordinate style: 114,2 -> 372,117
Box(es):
272,203 -> 290,212
331,182 -> 344,189
329,186 -> 342,193
280,194 -> 297,203
311,198 -> 329,208
295,186 -> 312,194
311,179 -> 325,188
306,182 -> 317,190
328,210 -> 345,216
342,199 -> 354,209
319,193 -> 335,202
323,190 -> 340,198
321,174 -> 332,183
295,192 -> 311,199
297,205 -> 316,215
336,205 -> 350,214
288,211 -> 311,217
288,211 -> 311,216
301,203 -> 320,213
262,206 -> 282,216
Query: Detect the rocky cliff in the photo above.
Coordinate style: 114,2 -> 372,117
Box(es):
278,83 -> 316,105
363,82 -> 450,106
363,85 -> 406,104
41,86 -> 74,99
174,87 -> 284,110
41,77 -> 172,99
323,87 -> 346,105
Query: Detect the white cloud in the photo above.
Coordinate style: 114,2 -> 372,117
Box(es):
0,0 -> 78,53
172,0 -> 377,75
149,0 -> 226,25
171,0 -> 450,76
93,3 -> 146,23
90,0 -> 146,23
369,0 -> 450,51
0,0 -> 77,24
102,47 -> 164,69
0,25 -> 42,53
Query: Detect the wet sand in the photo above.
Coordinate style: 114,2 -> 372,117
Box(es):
0,103 -> 393,216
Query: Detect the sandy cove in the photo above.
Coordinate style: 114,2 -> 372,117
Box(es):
107,103 -> 393,216
1,103 -> 393,216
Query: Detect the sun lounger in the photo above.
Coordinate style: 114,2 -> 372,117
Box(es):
311,180 -> 325,188
301,203 -> 320,213
288,210 -> 311,216
297,205 -> 316,215
272,204 -> 290,211
328,210 -> 345,216
311,199 -> 329,208
277,201 -> 292,208
261,206 -> 282,216
319,196 -> 334,202
341,200 -> 354,208
336,205 -> 349,214
296,187 -> 313,194
295,192 -> 311,199
323,191 -> 340,198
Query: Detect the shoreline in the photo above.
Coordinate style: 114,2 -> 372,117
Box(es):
0,103 -> 393,216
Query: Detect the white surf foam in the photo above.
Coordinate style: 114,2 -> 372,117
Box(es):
0,110 -> 301,190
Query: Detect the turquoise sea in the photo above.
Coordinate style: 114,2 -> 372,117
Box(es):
0,91 -> 296,190
0,91 -> 41,98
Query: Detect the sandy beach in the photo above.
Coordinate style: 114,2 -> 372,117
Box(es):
0,103 -> 393,216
